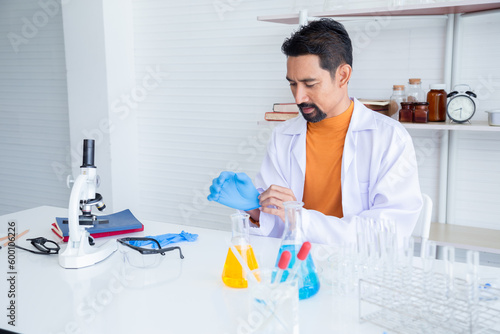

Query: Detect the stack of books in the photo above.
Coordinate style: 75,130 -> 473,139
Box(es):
51,209 -> 144,242
266,100 -> 391,121
265,103 -> 300,121
359,99 -> 390,116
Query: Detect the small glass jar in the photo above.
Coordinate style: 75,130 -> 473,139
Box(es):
399,102 -> 414,123
413,102 -> 429,123
389,85 -> 406,120
407,78 -> 426,102
427,84 -> 447,122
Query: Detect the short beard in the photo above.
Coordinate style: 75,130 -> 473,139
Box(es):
298,103 -> 327,123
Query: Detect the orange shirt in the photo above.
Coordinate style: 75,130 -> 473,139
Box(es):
302,101 -> 354,218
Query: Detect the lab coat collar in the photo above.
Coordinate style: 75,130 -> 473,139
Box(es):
282,114 -> 307,135
349,97 -> 377,132
283,97 -> 377,188
342,97 -> 378,181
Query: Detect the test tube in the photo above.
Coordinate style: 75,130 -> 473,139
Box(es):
466,250 -> 480,332
441,246 -> 456,325
355,217 -> 369,280
381,219 -> 398,274
401,236 -> 415,268
443,246 -> 455,299
422,240 -> 437,273
421,240 -> 436,321
399,236 -> 415,290
366,219 -> 381,273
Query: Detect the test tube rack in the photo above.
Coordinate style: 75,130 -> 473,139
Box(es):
358,266 -> 500,334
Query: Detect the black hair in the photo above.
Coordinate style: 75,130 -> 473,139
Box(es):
281,19 -> 353,78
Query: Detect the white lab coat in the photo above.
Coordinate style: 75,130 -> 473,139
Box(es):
252,98 -> 423,245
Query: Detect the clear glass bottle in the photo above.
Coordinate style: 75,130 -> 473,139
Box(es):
275,201 -> 320,300
389,85 -> 406,120
407,78 -> 426,102
222,213 -> 259,288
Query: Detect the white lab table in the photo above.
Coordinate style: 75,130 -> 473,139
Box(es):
0,206 -> 381,334
0,206 -> 499,334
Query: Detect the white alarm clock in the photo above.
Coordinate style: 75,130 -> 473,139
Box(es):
446,84 -> 477,123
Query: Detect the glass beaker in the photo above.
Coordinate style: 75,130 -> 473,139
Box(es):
275,201 -> 320,300
222,213 -> 259,288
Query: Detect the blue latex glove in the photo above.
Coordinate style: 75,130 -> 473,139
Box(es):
207,171 -> 260,211
129,231 -> 198,249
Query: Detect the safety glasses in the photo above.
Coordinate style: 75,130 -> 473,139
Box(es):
15,237 -> 60,255
117,237 -> 184,268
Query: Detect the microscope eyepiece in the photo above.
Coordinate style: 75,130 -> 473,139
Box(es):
81,139 -> 96,168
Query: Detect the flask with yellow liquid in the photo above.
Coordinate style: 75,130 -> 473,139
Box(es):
222,213 -> 259,288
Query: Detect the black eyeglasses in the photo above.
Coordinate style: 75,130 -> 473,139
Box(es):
15,237 -> 60,255
117,237 -> 184,258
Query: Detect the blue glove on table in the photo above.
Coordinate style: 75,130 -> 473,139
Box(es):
207,171 -> 260,211
129,231 -> 198,249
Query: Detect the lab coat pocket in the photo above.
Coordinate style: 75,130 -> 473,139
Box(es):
358,181 -> 370,210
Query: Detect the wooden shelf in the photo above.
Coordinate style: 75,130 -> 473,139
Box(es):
257,0 -> 500,24
403,120 -> 500,132
430,222 -> 500,254
259,119 -> 500,132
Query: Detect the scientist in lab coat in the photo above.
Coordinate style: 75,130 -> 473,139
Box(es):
208,19 -> 422,245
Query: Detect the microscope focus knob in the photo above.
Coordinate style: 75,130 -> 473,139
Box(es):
66,175 -> 75,189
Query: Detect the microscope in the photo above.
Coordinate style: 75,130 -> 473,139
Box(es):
59,139 -> 117,269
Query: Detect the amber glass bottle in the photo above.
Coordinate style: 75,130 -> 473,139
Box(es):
427,84 -> 447,122
413,102 -> 429,123
399,102 -> 414,123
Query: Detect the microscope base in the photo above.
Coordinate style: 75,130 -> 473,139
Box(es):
59,231 -> 117,269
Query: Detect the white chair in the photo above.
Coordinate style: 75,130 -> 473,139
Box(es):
412,193 -> 433,256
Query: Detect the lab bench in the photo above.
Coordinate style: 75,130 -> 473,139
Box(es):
1,206 -> 499,334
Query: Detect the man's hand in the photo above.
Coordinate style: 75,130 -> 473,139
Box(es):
258,185 -> 297,222
207,171 -> 260,211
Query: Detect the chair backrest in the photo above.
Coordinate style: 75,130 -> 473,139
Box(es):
412,193 -> 433,240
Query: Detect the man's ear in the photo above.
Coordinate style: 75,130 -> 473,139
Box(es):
336,63 -> 352,88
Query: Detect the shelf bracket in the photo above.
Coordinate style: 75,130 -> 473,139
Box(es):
299,9 -> 308,26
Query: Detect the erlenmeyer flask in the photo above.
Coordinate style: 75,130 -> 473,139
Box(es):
222,213 -> 259,288
275,201 -> 320,299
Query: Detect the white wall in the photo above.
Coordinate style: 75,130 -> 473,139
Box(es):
1,0 -> 499,232
132,0 -> 301,229
61,0 -> 139,214
131,0 -> 500,231
0,0 -> 71,215
450,12 -> 500,229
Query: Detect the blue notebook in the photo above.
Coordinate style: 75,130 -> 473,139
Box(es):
53,209 -> 144,242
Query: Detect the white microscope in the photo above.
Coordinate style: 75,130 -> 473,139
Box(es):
59,139 -> 117,269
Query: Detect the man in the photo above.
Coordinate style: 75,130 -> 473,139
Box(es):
208,19 -> 422,245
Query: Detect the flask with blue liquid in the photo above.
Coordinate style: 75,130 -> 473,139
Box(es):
275,201 -> 320,300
